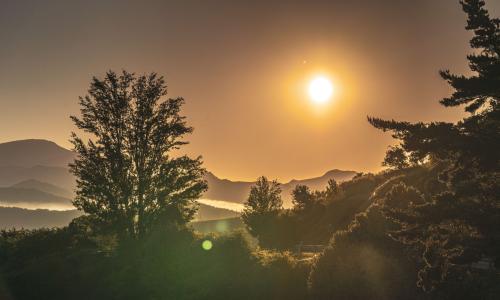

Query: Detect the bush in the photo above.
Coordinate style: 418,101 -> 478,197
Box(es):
0,224 -> 308,300
308,207 -> 422,300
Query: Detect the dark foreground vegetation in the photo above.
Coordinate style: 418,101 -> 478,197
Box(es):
0,223 -> 308,299
1,1 -> 499,299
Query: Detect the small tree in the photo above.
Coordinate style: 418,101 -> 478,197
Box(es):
292,180 -> 341,211
242,176 -> 283,216
70,70 -> 207,239
383,146 -> 409,170
325,179 -> 341,200
242,176 -> 284,247
292,185 -> 313,210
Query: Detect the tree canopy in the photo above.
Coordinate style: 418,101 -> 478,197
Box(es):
70,70 -> 207,239
368,0 -> 500,292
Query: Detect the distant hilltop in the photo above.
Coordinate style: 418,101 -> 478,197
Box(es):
205,169 -> 356,207
0,139 -> 357,207
0,139 -> 76,168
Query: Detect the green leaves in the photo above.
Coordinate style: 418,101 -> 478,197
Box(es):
367,0 -> 500,294
70,70 -> 207,239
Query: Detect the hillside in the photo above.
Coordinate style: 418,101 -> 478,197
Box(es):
11,179 -> 73,198
204,172 -> 253,204
0,207 -> 81,229
0,139 -> 356,208
284,165 -> 444,245
0,139 -> 75,168
284,169 -> 356,191
195,203 -> 240,221
0,187 -> 73,209
205,169 -> 357,207
0,202 -> 238,229
0,165 -> 74,190
280,169 -> 357,205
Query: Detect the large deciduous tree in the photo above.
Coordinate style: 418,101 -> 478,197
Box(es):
70,70 -> 207,239
368,0 -> 500,293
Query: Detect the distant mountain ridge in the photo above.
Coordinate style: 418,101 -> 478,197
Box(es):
204,172 -> 254,204
0,165 -> 74,190
0,139 -> 358,228
205,169 -> 356,207
0,139 -> 357,207
0,203 -> 239,229
0,139 -> 76,167
0,187 -> 74,210
11,179 -> 73,198
0,207 -> 81,229
284,169 -> 357,190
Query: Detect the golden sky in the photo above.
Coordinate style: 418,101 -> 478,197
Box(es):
1,0 -> 499,181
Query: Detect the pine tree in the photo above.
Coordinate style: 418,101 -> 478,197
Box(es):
369,0 -> 500,292
70,70 -> 207,239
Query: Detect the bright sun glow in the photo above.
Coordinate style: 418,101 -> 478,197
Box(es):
308,76 -> 334,104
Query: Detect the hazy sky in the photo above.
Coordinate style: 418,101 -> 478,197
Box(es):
1,0 -> 499,181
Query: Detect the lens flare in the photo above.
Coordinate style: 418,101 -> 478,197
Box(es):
202,240 -> 213,251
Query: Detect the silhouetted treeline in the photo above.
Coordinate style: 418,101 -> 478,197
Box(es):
0,221 -> 308,299
1,1 -> 499,299
242,1 -> 499,298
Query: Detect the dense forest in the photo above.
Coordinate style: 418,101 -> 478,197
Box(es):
1,1 -> 499,299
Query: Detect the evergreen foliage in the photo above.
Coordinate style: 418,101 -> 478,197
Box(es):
368,0 -> 500,293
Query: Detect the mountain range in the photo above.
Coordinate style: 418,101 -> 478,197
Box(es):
0,139 -> 356,228
205,169 -> 356,206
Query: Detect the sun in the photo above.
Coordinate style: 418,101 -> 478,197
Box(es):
308,76 -> 334,104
